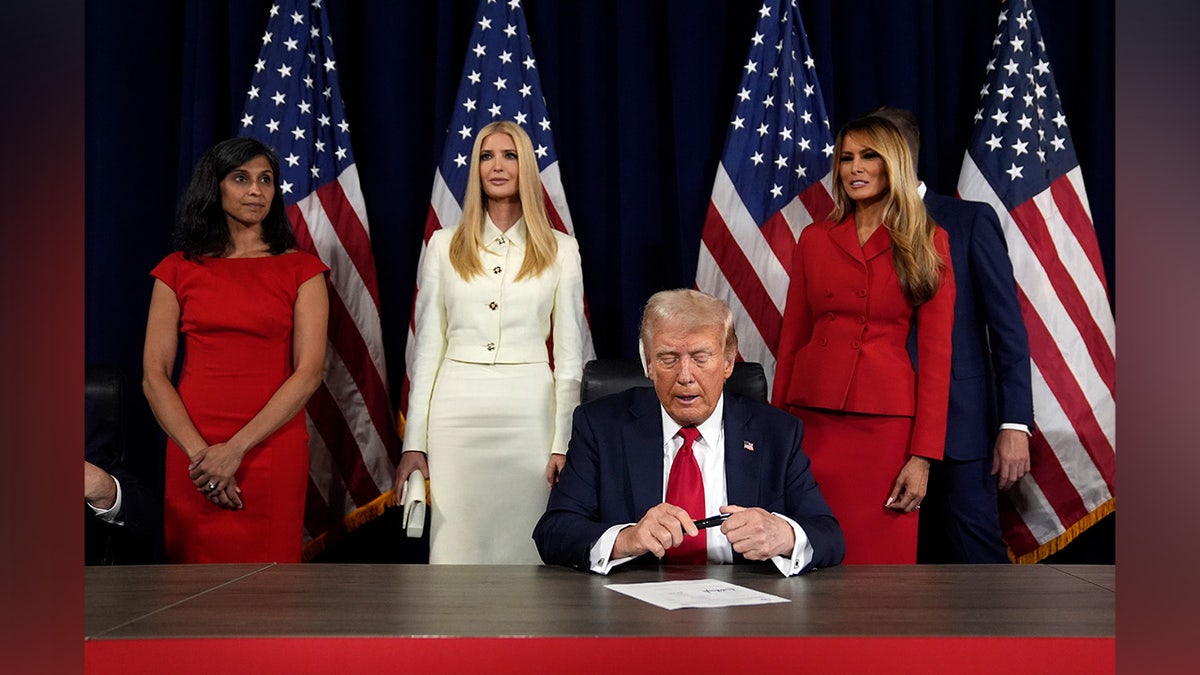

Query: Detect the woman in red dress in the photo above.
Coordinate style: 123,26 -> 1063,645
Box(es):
143,138 -> 329,563
772,115 -> 955,564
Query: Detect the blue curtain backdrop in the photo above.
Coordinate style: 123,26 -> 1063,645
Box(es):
85,0 -> 1114,532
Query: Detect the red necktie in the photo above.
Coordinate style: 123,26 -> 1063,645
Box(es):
665,426 -> 706,564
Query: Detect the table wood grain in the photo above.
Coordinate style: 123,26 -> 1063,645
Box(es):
85,563 -> 1113,640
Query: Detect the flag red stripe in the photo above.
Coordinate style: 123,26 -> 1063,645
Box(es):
798,180 -> 835,228
288,204 -> 316,254
542,186 -> 567,234
701,204 -> 783,350
760,210 -> 799,274
1009,200 -> 1116,398
997,493 -> 1037,556
423,203 -> 445,241
306,382 -> 381,505
314,181 -> 383,311
1026,429 -> 1090,523
1018,288 -> 1116,494
1048,176 -> 1109,296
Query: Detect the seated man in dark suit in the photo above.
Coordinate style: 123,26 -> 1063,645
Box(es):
534,289 -> 844,575
85,397 -> 163,564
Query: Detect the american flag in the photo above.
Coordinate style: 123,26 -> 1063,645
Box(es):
695,0 -> 835,388
957,0 -> 1115,562
240,0 -> 399,559
402,0 -> 595,416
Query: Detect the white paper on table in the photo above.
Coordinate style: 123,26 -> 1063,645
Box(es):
604,579 -> 789,610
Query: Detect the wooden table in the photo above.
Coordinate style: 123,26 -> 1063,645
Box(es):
85,563 -> 1114,673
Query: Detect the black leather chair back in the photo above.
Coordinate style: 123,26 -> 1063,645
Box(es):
85,365 -> 126,460
579,358 -> 767,405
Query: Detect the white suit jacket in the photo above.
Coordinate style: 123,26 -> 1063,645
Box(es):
405,217 -> 586,455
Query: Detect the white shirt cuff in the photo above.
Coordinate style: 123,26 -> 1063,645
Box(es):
769,513 -> 813,577
1000,423 -> 1031,436
588,523 -> 637,574
87,475 -> 124,525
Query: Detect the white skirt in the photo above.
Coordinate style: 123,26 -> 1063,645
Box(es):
426,359 -> 554,564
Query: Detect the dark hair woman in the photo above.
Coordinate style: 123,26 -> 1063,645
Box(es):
143,137 -> 329,563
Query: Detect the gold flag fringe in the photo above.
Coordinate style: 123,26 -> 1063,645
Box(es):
301,490 -> 398,562
300,410 -> 415,561
1009,497 -> 1115,564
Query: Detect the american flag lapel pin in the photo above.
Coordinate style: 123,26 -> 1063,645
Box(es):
743,440 -> 755,452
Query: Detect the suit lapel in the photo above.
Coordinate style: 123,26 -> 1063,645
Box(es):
625,389 -> 665,516
828,217 -> 866,264
861,221 -> 892,262
830,214 -> 892,263
722,396 -> 760,508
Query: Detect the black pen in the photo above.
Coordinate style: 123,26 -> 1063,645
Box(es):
693,513 -> 731,530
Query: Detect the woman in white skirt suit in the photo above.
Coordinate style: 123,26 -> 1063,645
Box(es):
397,121 -> 587,563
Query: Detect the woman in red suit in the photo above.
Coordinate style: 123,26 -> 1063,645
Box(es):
772,115 -> 955,564
143,138 -> 329,563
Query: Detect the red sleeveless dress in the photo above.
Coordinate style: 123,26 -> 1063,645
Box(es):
151,251 -> 327,563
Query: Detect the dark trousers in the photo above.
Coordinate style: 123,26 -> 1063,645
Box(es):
918,455 -> 1010,564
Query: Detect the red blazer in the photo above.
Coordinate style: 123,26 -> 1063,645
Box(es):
772,215 -> 955,460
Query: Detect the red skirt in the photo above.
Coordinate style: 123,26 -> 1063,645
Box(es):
793,408 -> 918,564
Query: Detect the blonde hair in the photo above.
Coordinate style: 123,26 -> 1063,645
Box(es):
449,121 -> 558,280
829,115 -> 944,305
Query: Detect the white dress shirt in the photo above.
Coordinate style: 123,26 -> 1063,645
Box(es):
87,476 -> 124,525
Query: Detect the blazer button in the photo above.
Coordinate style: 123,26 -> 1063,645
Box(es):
819,338 -> 828,347
849,340 -> 860,350
824,288 -> 833,297
826,312 -> 835,321
857,315 -> 866,324
493,266 -> 502,274
488,301 -> 498,310
856,289 -> 867,298
486,342 -> 496,351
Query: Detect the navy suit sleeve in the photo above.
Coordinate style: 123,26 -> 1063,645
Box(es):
533,403 -> 619,569
968,203 -> 1034,427
85,397 -> 164,563
103,464 -> 162,539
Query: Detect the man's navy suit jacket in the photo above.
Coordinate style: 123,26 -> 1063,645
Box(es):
922,190 -> 1034,461
85,397 -> 164,564
533,387 -> 845,572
